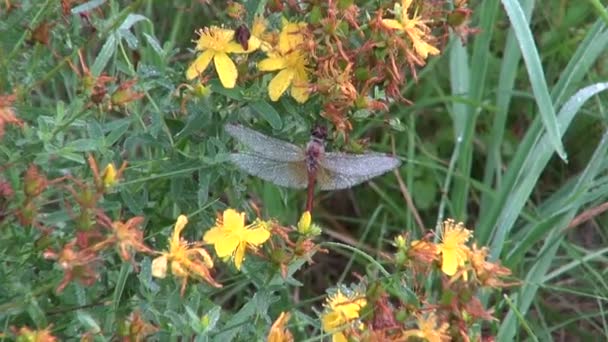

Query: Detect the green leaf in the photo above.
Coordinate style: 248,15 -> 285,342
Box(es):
209,80 -> 243,100
214,291 -> 276,341
250,101 -> 282,129
91,34 -> 117,77
65,138 -> 102,152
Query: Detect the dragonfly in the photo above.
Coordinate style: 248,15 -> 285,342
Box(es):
225,123 -> 401,212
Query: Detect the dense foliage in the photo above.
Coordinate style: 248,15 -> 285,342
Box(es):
1,0 -> 607,341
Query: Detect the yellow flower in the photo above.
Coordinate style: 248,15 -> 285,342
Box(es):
401,312 -> 450,342
258,50 -> 310,103
203,209 -> 271,270
297,211 -> 311,233
186,26 -> 257,88
267,311 -> 293,342
321,290 -> 367,342
277,21 -> 307,54
251,16 -> 273,52
394,235 -> 407,249
382,0 -> 440,60
436,219 -> 471,276
258,21 -> 310,103
151,215 -> 221,293
101,163 -> 118,188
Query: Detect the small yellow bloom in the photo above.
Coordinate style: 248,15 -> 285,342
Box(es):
186,26 -> 257,88
321,290 -> 367,342
101,163 -> 118,188
277,21 -> 307,54
436,219 -> 471,276
297,211 -> 311,233
251,16 -> 273,52
258,21 -> 310,103
203,209 -> 271,270
394,235 -> 407,249
267,311 -> 293,342
401,312 -> 450,342
258,50 -> 310,103
152,215 -> 221,293
382,0 -> 440,60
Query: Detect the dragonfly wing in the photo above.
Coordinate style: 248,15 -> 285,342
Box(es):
225,123 -> 304,162
316,152 -> 400,190
316,166 -> 388,190
321,152 -> 401,177
229,152 -> 308,189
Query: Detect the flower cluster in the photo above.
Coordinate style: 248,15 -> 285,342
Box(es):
269,218 -> 516,341
184,0 -> 471,135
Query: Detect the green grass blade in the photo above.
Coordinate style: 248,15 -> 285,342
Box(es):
489,83 -> 608,259
477,20 -> 608,245
447,38 -> 471,220
449,0 -> 500,220
497,85 -> 608,339
501,0 -> 566,160
480,0 -> 535,216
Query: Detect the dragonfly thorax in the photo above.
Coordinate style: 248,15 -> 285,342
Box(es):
306,126 -> 327,174
306,137 -> 325,173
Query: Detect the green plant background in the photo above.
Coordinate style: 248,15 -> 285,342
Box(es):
1,0 -> 608,340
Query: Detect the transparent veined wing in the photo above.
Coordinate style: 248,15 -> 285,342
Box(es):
229,152 -> 309,189
315,163 -> 396,190
320,152 -> 401,177
225,124 -> 304,162
315,167 -> 367,190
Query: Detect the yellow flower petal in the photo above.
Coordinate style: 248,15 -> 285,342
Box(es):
278,22 -> 306,53
290,70 -> 309,103
101,163 -> 117,188
381,19 -> 404,30
441,248 -> 461,276
297,211 -> 311,233
322,311 -> 343,331
195,27 -> 235,51
245,37 -> 262,52
258,57 -> 288,71
203,226 -> 224,244
171,215 -> 188,247
223,209 -> 245,232
268,68 -> 295,101
225,41 -> 249,54
214,234 -> 240,258
213,52 -> 238,88
151,255 -> 167,278
412,39 -> 440,59
186,50 -> 215,80
332,332 -> 348,342
243,226 -> 271,246
234,242 -> 246,270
